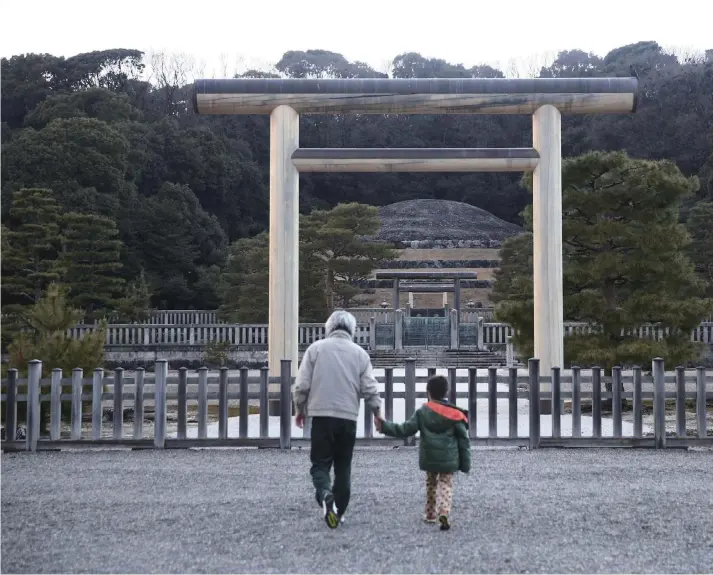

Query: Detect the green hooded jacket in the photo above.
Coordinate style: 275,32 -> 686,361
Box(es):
380,400 -> 472,474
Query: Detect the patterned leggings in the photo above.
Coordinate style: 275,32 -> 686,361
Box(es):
425,472 -> 454,517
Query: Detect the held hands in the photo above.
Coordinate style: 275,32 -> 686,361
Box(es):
295,413 -> 305,428
373,414 -> 384,433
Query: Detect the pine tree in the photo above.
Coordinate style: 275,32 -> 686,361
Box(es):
116,270 -> 151,322
218,203 -> 396,323
7,283 -> 106,429
2,188 -> 63,306
493,151 -> 712,369
686,201 -> 713,296
218,233 -> 270,323
301,203 -> 397,315
58,213 -> 125,319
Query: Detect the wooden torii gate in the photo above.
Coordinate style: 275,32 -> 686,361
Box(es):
192,77 -> 638,396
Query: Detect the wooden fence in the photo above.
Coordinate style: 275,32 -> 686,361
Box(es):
1,358 -> 710,452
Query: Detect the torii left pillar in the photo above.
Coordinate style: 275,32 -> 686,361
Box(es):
268,105 -> 299,414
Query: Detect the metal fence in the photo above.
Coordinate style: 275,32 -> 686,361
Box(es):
2,358 -> 710,452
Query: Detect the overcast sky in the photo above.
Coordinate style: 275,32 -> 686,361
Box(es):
2,0 -> 711,76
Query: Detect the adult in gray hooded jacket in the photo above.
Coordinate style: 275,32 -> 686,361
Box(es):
293,310 -> 382,528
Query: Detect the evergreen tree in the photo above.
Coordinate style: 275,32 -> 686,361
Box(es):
493,151 -> 712,369
301,203 -> 397,314
58,213 -> 125,318
218,233 -> 269,323
116,270 -> 151,322
2,188 -> 63,306
218,203 -> 396,323
7,283 -> 106,429
686,201 -> 713,296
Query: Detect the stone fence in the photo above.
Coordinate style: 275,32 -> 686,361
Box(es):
70,307 -> 497,326
67,320 -> 713,350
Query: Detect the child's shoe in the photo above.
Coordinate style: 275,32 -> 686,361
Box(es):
423,513 -> 438,524
439,514 -> 450,531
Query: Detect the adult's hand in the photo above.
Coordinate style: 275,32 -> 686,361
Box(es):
373,415 -> 383,433
296,413 -> 305,428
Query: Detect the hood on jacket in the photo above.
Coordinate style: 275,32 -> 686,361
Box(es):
422,400 -> 469,432
325,309 -> 357,338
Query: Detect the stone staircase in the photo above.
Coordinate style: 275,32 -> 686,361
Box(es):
368,349 -> 512,368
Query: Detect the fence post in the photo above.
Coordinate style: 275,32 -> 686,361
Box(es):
177,367 -> 188,440
696,366 -> 707,439
652,357 -> 666,449
134,368 -> 145,439
572,366 -> 581,438
219,367 -> 229,440
506,335 -> 514,367
71,368 -> 83,440
551,367 -> 561,439
449,308 -> 459,349
448,367 -> 457,404
468,367 -> 477,440
113,368 -> 124,440
26,360 -> 42,452
154,360 -> 167,449
592,367 -> 602,439
508,367 -> 518,438
487,366 -> 497,438
259,367 -> 269,439
92,368 -> 103,440
612,367 -> 622,439
384,368 -> 394,422
197,367 -> 208,440
394,310 -> 403,351
5,369 -> 18,442
675,366 -> 686,438
50,368 -> 62,441
369,316 -> 376,350
404,358 -> 416,446
239,367 -> 249,439
528,358 -> 540,450
280,359 -> 292,450
633,366 -> 642,439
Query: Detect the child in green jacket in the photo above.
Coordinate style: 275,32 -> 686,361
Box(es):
375,375 -> 471,531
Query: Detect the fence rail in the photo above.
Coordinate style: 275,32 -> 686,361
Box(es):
2,359 -> 710,451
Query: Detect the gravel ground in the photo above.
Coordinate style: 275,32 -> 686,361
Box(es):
2,448 -> 713,574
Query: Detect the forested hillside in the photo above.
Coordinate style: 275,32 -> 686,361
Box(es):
2,42 -> 712,311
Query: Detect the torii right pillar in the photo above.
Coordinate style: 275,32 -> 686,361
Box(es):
532,105 -> 563,414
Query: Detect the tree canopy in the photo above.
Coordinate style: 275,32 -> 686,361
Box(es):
2,43 -> 713,313
492,152 -> 712,369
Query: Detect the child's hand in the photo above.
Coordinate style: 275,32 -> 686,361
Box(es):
373,415 -> 384,433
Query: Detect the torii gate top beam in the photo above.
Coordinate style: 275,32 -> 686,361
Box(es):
193,77 -> 638,115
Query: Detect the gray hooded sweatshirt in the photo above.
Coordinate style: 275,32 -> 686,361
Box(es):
293,326 -> 381,422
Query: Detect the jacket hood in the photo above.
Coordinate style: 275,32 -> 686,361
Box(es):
422,400 -> 469,431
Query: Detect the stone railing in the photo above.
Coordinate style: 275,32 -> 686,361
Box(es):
66,320 -> 713,351
67,323 -> 372,349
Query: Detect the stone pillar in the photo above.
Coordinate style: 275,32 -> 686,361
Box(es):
268,105 -> 299,393
408,292 -> 414,308
453,279 -> 461,312
392,278 -> 400,309
533,105 -> 563,413
394,309 -> 403,350
449,308 -> 459,350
